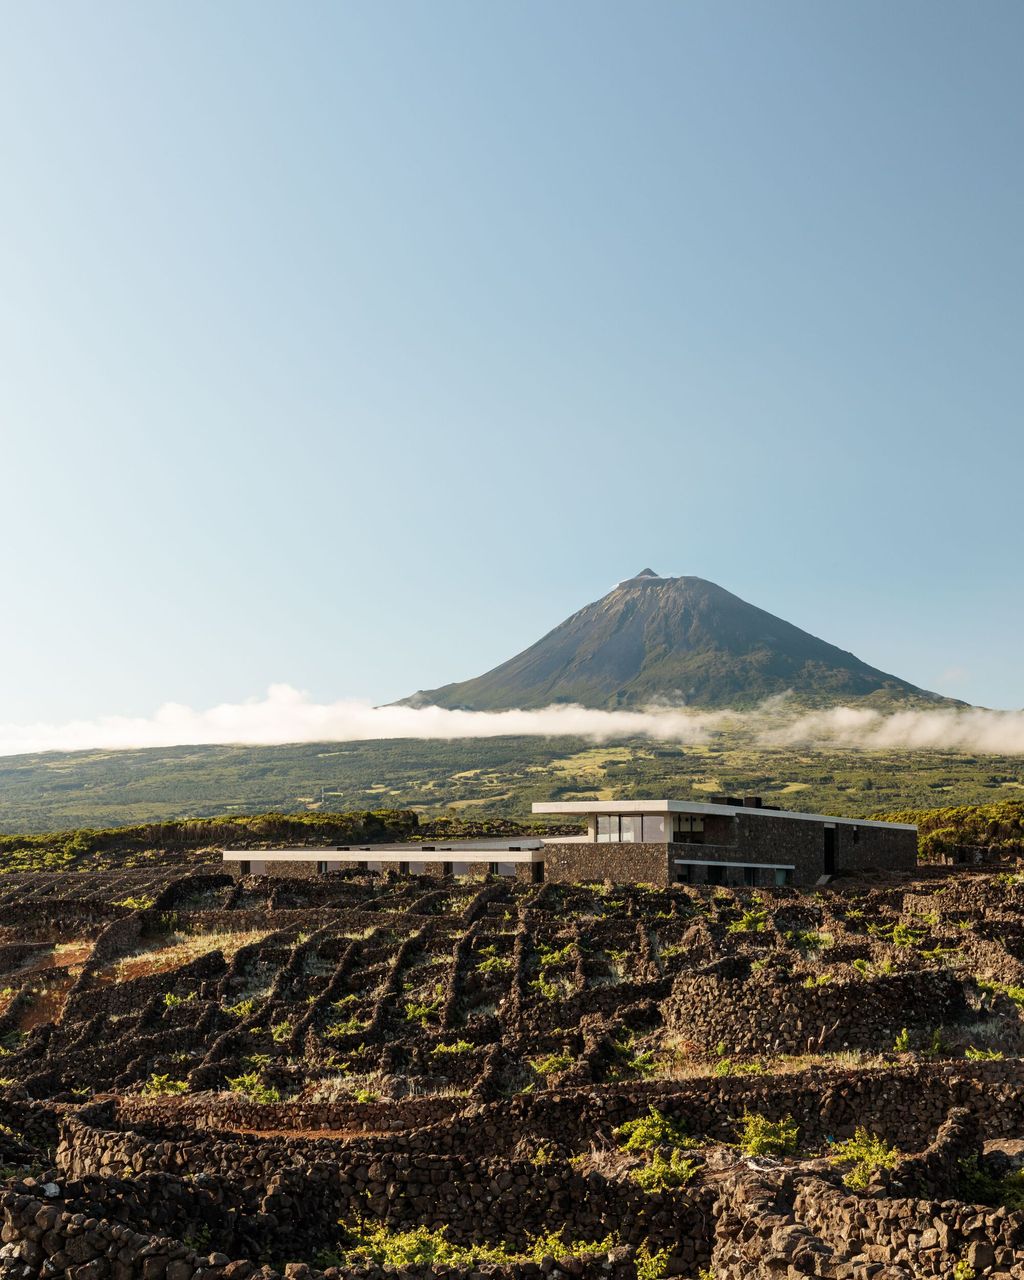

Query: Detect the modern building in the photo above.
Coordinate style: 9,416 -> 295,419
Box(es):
221,838 -> 546,881
221,795 -> 917,888
532,797 -> 917,887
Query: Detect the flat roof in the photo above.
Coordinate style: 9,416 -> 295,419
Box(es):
221,844 -> 542,865
531,799 -> 916,832
221,839 -> 543,865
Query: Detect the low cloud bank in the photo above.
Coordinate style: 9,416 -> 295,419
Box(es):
768,704 -> 1024,754
1,683 -> 1022,758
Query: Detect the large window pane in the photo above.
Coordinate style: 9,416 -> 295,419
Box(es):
642,815 -> 666,842
620,816 -> 642,842
597,815 -> 617,842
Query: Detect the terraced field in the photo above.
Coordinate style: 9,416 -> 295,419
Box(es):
4,867 -> 1024,1278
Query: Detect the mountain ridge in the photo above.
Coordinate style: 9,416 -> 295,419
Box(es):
401,570 -> 958,711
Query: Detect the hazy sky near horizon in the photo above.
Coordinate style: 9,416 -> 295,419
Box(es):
2,1 -> 1023,730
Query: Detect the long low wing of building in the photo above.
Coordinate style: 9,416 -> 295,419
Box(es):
531,796 -> 917,887
221,838 -> 545,881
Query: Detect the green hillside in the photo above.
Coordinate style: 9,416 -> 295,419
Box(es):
1,730 -> 1022,832
878,799 -> 1024,859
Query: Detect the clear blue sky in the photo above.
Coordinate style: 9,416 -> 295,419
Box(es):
2,1 -> 1022,726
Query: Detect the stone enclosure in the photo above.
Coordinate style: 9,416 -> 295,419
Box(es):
2,865 -> 1024,1278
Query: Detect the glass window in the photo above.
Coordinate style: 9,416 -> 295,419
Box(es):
642,815 -> 666,842
774,868 -> 790,887
620,816 -> 642,843
597,815 -> 618,842
743,866 -> 757,887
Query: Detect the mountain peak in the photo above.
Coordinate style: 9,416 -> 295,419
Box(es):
399,575 -> 958,712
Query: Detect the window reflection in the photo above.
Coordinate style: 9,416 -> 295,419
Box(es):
620,816 -> 642,842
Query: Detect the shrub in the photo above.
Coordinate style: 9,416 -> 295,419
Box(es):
537,942 -> 574,968
965,1045 -> 1004,1060
141,1073 -> 188,1096
333,1223 -> 618,1270
634,1242 -> 670,1280
325,1015 -> 367,1039
431,1040 -> 474,1055
959,1153 -> 1024,1210
532,1052 -> 573,1076
737,1112 -> 798,1158
225,1071 -> 281,1104
223,997 -> 256,1019
786,930 -> 834,951
404,984 -> 444,1027
829,1126 -> 900,1189
727,907 -> 769,934
976,977 -> 1024,1007
162,992 -> 196,1008
608,1033 -> 658,1079
630,1148 -> 701,1191
615,1105 -> 696,1153
528,974 -> 562,1001
893,1027 -> 911,1053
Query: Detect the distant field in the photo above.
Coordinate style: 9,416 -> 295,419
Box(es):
1,730 -> 1023,831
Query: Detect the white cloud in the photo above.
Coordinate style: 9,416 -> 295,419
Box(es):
0,684 -> 733,756
1,684 -> 1024,758
765,704 -> 1024,754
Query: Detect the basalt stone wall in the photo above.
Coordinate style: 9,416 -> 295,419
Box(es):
0,1186 -> 640,1280
69,953 -> 229,1021
446,1060 -> 1024,1157
666,963 -> 969,1055
0,1188 -> 252,1280
65,1062 -> 1024,1183
542,844 -> 670,887
116,1095 -> 462,1136
53,1118 -> 714,1270
539,822 -> 915,890
265,1156 -> 715,1260
793,1179 -> 1024,1278
883,1107 -> 981,1201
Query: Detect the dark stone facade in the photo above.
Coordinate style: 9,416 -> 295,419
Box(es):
540,816 -> 916,887
542,841 -> 671,886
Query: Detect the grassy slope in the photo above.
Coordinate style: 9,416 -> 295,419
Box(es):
877,799 -> 1024,857
1,732 -> 1023,833
0,810 -> 580,873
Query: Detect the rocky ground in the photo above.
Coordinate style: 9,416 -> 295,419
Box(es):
3,865 -> 1024,1279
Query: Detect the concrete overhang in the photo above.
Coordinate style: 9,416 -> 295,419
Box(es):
531,799 -> 916,833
